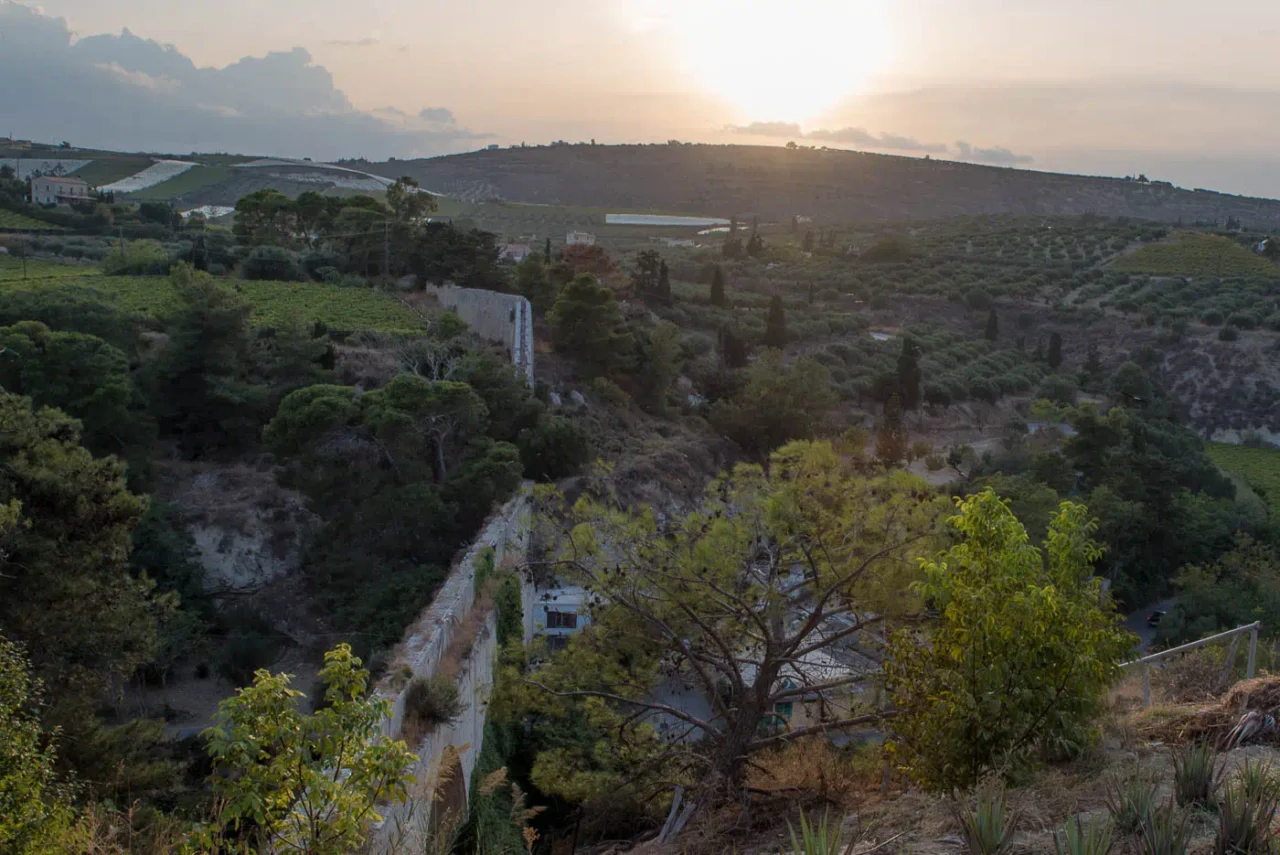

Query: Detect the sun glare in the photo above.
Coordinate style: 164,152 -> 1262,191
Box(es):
658,0 -> 892,125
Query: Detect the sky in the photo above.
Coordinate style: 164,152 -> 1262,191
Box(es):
6,0 -> 1280,196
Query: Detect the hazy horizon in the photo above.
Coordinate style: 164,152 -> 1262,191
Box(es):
6,0 -> 1280,197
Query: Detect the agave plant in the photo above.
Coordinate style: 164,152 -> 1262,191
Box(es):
1216,761 -> 1280,855
788,809 -> 849,855
1171,741 -> 1221,808
1138,803 -> 1191,855
1107,769 -> 1161,837
955,786 -> 1020,855
1054,814 -> 1116,855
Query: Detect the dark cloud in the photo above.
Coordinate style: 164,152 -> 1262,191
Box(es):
955,141 -> 1034,165
0,2 -> 486,160
419,108 -> 457,125
808,127 -> 947,153
727,121 -> 804,138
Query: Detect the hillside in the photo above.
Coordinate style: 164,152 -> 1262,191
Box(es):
365,143 -> 1280,227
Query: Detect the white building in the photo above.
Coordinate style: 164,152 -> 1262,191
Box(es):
31,175 -> 91,205
531,584 -> 590,651
566,230 -> 596,247
499,243 -> 533,264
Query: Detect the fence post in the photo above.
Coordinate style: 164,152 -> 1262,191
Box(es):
1222,634 -> 1242,690
1248,624 -> 1259,679
1143,663 -> 1152,707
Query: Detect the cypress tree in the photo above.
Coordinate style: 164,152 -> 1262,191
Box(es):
710,265 -> 727,307
1047,332 -> 1063,370
897,337 -> 922,410
657,260 -> 672,304
764,296 -> 787,348
984,309 -> 999,341
544,237 -> 552,265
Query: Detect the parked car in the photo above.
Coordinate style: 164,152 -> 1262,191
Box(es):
1146,610 -> 1167,628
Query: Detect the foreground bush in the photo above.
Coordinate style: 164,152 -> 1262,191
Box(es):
886,490 -> 1134,790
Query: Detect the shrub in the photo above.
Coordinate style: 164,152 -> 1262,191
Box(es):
102,239 -> 170,276
402,675 -> 463,738
1219,325 -> 1240,342
1108,770 -> 1160,837
956,786 -> 1019,855
1172,742 -> 1220,808
217,605 -> 283,686
517,416 -> 591,481
1054,815 -> 1115,855
243,245 -> 306,281
591,377 -> 630,409
1216,764 -> 1278,855
1139,803 -> 1190,855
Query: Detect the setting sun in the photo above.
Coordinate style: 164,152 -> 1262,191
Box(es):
655,0 -> 892,125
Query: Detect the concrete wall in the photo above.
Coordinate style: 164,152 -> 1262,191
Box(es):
430,284 -> 534,387
373,486 -> 533,847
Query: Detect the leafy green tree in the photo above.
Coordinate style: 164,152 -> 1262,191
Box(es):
254,313 -> 334,413
710,350 -> 834,458
233,188 -> 298,247
385,176 -> 436,226
0,321 -> 143,457
1047,331 -> 1064,370
886,490 -> 1134,791
515,255 -> 557,312
547,275 -> 632,377
0,637 -> 76,854
1158,536 -> 1280,645
0,393 -> 169,740
517,441 -> 946,806
517,415 -> 591,481
200,644 -> 416,854
984,308 -> 1000,341
639,321 -> 682,414
710,265 -> 727,307
763,295 -> 787,348
150,263 -> 267,455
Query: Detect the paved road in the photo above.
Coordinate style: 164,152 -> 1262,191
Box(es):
1125,598 -> 1177,652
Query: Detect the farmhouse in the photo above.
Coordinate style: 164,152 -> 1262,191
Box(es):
499,242 -> 533,263
566,230 -> 596,246
31,175 -> 92,205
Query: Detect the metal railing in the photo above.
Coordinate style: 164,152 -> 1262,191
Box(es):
1123,621 -> 1260,707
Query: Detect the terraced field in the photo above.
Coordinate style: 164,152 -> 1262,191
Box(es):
0,260 -> 428,331
1113,232 -> 1278,277
128,166 -> 233,201
1208,443 -> 1280,513
0,210 -> 62,231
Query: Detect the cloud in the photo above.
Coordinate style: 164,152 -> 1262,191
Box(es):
325,37 -> 381,47
727,121 -> 804,138
955,141 -> 1034,165
0,2 -> 487,160
419,108 -> 457,125
808,127 -> 947,153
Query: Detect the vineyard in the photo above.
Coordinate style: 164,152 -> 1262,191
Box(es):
1112,232 -> 1279,277
0,209 -> 62,231
1208,443 -> 1280,513
0,260 -> 429,332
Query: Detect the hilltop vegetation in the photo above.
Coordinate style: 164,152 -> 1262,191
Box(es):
1113,231 -> 1280,277
369,143 -> 1280,227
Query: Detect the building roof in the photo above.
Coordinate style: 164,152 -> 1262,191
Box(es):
34,175 -> 88,186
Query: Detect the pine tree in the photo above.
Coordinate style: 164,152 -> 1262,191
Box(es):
897,337 -> 922,410
1047,332 -> 1063,370
764,296 -> 787,348
710,265 -> 727,307
984,309 -> 999,341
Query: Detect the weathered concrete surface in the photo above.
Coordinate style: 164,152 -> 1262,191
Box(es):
430,284 -> 534,387
372,487 -> 532,846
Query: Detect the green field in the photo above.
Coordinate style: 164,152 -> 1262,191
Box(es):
69,157 -> 155,187
1208,443 -> 1280,513
0,209 -> 63,231
0,260 -> 428,332
127,165 -> 233,201
1113,232 -> 1279,277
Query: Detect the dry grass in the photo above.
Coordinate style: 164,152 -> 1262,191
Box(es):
745,739 -> 887,809
1137,675 -> 1280,746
